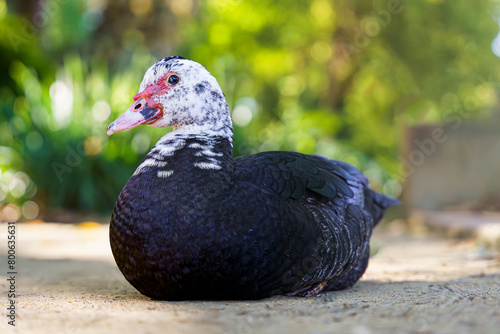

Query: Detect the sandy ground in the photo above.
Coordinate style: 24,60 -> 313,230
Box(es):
0,221 -> 499,334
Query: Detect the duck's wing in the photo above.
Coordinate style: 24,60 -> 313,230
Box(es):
235,151 -> 359,204
234,151 -> 398,295
236,151 -> 397,221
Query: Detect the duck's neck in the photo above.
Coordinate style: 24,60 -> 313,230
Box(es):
132,131 -> 233,178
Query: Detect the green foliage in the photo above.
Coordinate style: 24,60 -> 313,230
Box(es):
0,0 -> 499,218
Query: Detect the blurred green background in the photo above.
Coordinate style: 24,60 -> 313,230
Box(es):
1,0 -> 499,221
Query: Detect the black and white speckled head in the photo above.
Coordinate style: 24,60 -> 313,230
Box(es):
107,57 -> 233,139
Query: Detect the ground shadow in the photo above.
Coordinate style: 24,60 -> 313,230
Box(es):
3,256 -> 498,305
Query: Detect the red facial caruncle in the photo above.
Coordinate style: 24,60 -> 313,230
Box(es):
133,72 -> 178,109
106,72 -> 180,135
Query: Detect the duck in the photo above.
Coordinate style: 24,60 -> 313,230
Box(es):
107,56 -> 399,300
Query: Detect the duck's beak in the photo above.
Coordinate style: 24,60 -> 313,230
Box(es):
107,98 -> 163,135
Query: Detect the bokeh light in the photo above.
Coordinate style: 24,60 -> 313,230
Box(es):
2,204 -> 20,222
92,101 -> 112,122
232,105 -> 253,127
49,80 -> 73,130
129,0 -> 152,16
22,200 -> 40,220
25,131 -> 44,151
170,0 -> 193,16
84,136 -> 103,156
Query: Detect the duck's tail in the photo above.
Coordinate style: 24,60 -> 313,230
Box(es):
364,188 -> 400,226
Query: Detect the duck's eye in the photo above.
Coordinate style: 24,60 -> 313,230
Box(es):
167,74 -> 180,86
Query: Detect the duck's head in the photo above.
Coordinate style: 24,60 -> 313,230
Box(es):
107,56 -> 232,138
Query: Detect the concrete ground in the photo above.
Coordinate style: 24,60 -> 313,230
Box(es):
0,221 -> 499,334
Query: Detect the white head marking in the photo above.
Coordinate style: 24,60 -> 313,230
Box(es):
138,57 -> 233,139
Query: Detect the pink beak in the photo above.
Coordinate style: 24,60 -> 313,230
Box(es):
107,98 -> 163,135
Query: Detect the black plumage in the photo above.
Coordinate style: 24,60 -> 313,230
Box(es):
108,57 -> 398,300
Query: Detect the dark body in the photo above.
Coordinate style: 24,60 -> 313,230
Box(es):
110,135 -> 396,300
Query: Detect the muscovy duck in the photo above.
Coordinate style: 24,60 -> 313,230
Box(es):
107,56 -> 398,300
